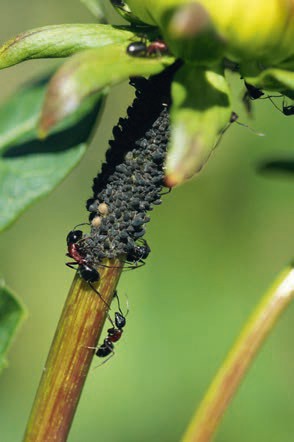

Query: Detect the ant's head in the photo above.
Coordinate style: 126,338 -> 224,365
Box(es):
139,243 -> 151,260
126,240 -> 150,262
135,240 -> 151,260
115,312 -> 126,329
66,230 -> 83,246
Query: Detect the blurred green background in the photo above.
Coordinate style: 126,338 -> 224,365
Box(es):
1,1 -> 294,441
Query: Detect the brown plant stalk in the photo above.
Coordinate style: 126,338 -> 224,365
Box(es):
23,260 -> 123,442
182,265 -> 294,442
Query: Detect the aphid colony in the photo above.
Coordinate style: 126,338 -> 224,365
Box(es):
66,50 -> 180,362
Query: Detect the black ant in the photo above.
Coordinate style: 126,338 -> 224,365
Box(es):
263,94 -> 294,116
127,39 -> 168,57
65,227 -> 112,307
282,104 -> 294,115
279,99 -> 294,116
66,229 -> 100,283
95,290 -> 128,365
126,239 -> 151,264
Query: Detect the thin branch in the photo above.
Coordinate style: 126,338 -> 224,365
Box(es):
182,265 -> 294,442
23,260 -> 123,442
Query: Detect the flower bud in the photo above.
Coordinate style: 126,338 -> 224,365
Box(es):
126,0 -> 294,65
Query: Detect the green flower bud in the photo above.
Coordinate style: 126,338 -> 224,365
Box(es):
126,0 -> 294,65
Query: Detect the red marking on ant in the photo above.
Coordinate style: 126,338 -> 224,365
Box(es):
147,40 -> 169,56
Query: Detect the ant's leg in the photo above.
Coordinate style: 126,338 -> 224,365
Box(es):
88,341 -> 115,369
96,262 -> 145,271
94,342 -> 115,368
66,262 -> 79,270
212,121 -> 231,150
260,94 -> 283,100
160,187 -> 172,196
132,259 -> 146,268
267,96 -> 283,113
114,261 -> 145,272
66,264 -> 111,308
88,282 -> 111,309
95,262 -> 125,270
93,351 -> 115,368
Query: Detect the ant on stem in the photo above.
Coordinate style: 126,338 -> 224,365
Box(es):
66,224 -> 110,307
94,290 -> 129,366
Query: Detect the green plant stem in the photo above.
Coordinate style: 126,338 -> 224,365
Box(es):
182,265 -> 294,442
23,260 -> 123,442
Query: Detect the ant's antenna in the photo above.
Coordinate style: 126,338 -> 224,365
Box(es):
113,290 -> 129,317
231,111 -> 265,136
235,120 -> 265,136
73,222 -> 91,230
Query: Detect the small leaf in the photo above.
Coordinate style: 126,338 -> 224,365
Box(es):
109,0 -> 149,25
0,75 -> 106,231
0,24 -> 137,69
80,0 -> 106,20
165,64 -> 232,186
0,280 -> 26,372
40,44 -> 175,135
245,68 -> 294,93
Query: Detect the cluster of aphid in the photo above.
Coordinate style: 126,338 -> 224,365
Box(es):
83,102 -> 170,261
65,38 -> 174,363
66,39 -> 172,280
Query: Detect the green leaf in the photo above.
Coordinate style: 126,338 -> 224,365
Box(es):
0,24 -> 137,69
245,68 -> 294,93
0,75 -> 106,232
0,281 -> 26,372
0,78 -> 47,153
40,43 -> 175,135
165,64 -> 232,186
80,0 -> 106,20
109,0 -> 150,25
